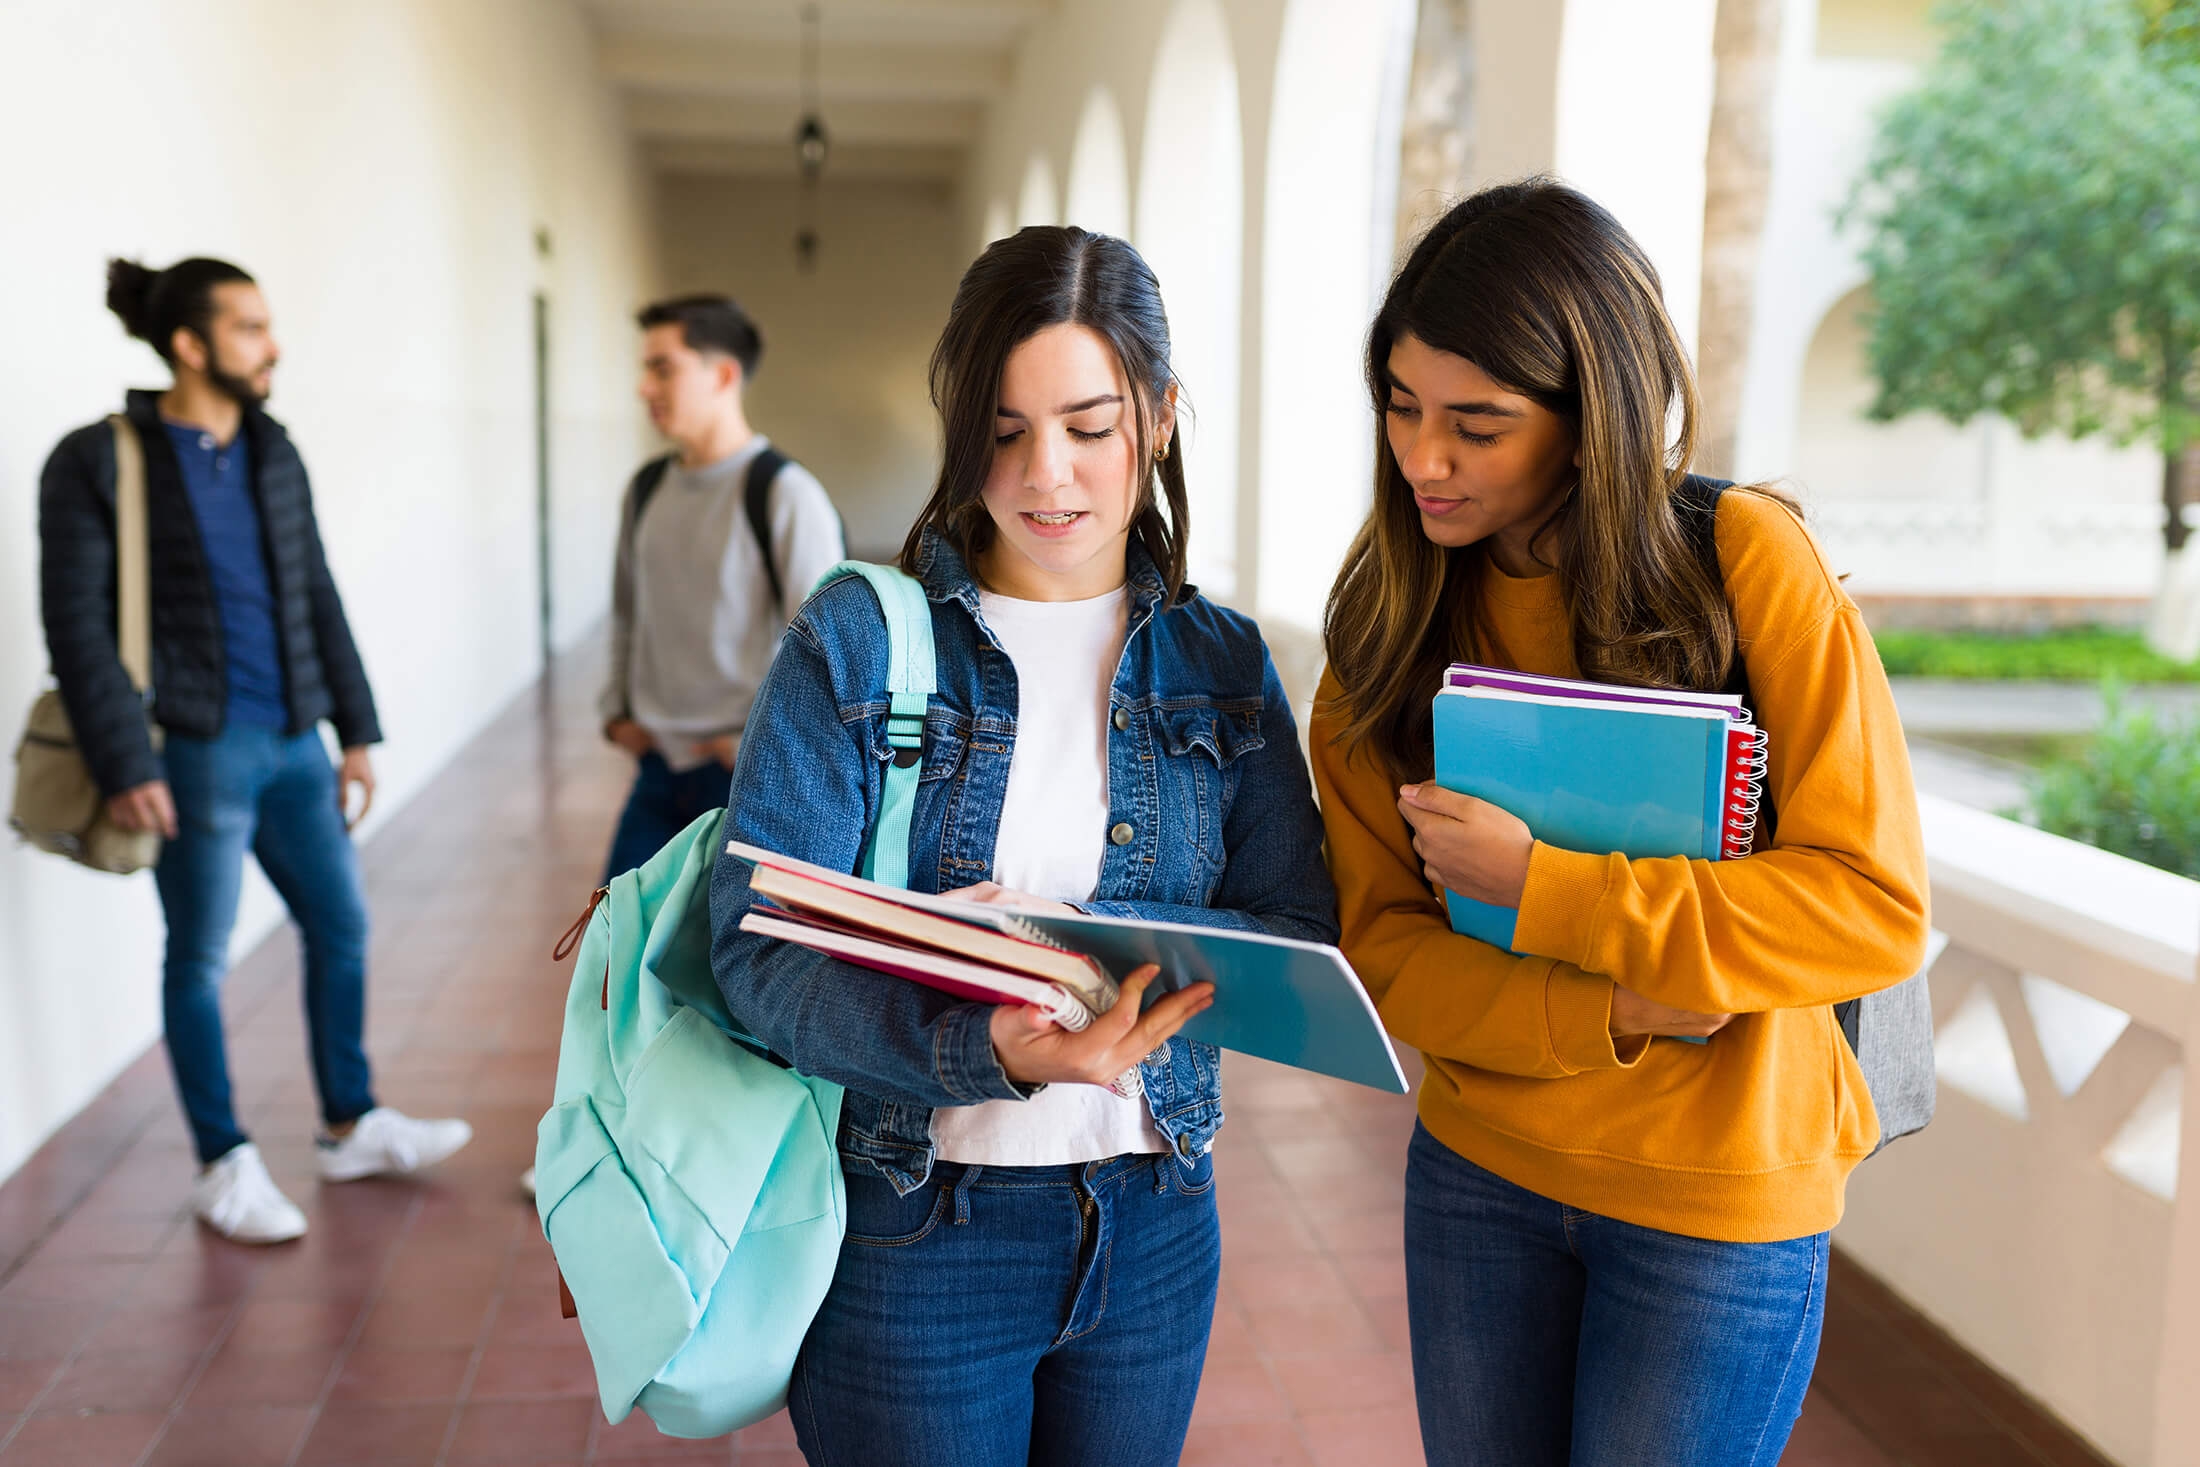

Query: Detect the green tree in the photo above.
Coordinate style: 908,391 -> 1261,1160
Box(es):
1844,0 -> 2200,551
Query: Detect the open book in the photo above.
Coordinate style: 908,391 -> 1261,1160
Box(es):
726,840 -> 1409,1094
739,855 -> 1117,1030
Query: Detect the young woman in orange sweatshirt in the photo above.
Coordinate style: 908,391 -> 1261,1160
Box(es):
1311,179 -> 1930,1466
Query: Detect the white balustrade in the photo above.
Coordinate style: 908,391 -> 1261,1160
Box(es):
1838,793 -> 2200,1466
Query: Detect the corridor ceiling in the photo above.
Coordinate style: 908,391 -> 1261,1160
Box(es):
579,0 -> 1057,183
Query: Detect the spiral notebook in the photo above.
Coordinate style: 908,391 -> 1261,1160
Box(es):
1433,663 -> 1768,953
725,840 -> 1409,1094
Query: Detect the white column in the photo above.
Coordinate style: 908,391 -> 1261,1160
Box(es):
1470,0 -> 1719,358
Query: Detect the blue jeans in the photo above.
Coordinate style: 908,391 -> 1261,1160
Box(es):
156,726 -> 376,1165
790,1151 -> 1220,1467
1404,1122 -> 1827,1467
603,750 -> 733,884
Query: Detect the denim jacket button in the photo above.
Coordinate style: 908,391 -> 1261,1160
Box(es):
1175,1132 -> 1195,1158
1109,821 -> 1135,846
1112,707 -> 1131,732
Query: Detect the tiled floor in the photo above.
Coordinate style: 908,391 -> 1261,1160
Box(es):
0,639 -> 2115,1467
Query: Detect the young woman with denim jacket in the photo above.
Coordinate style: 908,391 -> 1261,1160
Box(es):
1311,181 -> 1929,1465
709,226 -> 1338,1467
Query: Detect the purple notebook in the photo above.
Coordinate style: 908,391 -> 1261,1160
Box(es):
1442,663 -> 1748,720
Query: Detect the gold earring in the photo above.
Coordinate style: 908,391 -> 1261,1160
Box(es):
1154,441 -> 1169,463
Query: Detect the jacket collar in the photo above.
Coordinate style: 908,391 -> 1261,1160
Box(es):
124,387 -> 278,453
911,526 -> 1170,626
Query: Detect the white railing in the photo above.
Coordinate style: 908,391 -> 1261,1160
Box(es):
1838,793 -> 2200,1467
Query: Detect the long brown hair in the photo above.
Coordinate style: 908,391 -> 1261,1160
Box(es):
900,226 -> 1192,603
1323,178 -> 1774,776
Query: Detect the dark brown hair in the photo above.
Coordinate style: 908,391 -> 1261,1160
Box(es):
900,226 -> 1191,602
107,257 -> 254,365
637,294 -> 763,377
1323,178 -> 1779,776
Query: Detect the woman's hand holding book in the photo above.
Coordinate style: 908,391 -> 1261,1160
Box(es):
990,965 -> 1214,1089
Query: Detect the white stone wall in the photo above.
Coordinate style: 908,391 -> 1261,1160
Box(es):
0,0 -> 658,1182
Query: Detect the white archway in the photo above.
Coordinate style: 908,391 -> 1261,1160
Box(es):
981,197 -> 1014,248
1016,154 -> 1059,230
1255,0 -> 1415,629
1796,285 -> 1984,508
1065,87 -> 1132,239
1136,0 -> 1244,598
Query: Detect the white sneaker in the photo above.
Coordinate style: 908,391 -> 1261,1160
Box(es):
519,1166 -> 537,1199
317,1107 -> 474,1182
193,1143 -> 308,1244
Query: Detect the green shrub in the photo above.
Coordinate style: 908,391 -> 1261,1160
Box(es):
2015,686 -> 2200,878
1876,626 -> 2200,682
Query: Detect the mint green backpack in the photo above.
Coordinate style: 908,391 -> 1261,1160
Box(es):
535,561 -> 934,1438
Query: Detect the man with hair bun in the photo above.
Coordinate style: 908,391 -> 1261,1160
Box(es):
36,256 -> 471,1244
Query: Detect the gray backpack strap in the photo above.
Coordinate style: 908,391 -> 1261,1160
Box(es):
1672,472 -> 1935,1153
809,561 -> 935,892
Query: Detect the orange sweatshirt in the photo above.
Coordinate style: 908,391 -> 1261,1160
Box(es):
1311,491 -> 1929,1243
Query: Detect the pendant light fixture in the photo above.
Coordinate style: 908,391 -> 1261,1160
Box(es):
794,3 -> 828,271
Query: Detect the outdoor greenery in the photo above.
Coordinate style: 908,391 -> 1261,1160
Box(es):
1874,626 -> 2200,681
2017,686 -> 2200,878
1843,0 -> 2200,547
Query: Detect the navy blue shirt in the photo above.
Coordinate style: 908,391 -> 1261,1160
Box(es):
162,420 -> 288,729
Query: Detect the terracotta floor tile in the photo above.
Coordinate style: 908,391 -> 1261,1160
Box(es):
142,1405 -> 313,1467
292,1402 -> 455,1465
0,1409 -> 167,1466
0,1305 -> 93,1362
1300,1403 -> 1427,1467
1271,1352 -> 1418,1417
40,1348 -> 205,1413
183,1344 -> 340,1407
444,1397 -> 594,1461
81,1300 -> 232,1355
467,1341 -> 598,1400
327,1345 -> 475,1404
1179,1420 -> 1318,1467
0,1362 -> 60,1417
1190,1358 -> 1290,1425
1780,1392 -> 1898,1467
732,1412 -> 796,1448
352,1290 -> 495,1352
590,1408 -> 735,1461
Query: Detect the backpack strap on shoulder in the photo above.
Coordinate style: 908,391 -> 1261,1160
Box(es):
743,447 -> 792,611
631,453 -> 676,519
810,561 -> 936,891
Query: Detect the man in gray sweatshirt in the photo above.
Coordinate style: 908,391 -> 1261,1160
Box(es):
598,295 -> 844,880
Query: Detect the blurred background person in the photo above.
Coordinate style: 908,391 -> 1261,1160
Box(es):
37,256 -> 472,1244
596,294 -> 845,882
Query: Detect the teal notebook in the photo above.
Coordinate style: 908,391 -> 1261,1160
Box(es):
1432,683 -> 1752,953
727,841 -> 1410,1094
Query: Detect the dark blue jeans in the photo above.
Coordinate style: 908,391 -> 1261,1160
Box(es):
603,750 -> 733,885
1404,1122 -> 1827,1467
156,726 -> 376,1165
790,1151 -> 1220,1467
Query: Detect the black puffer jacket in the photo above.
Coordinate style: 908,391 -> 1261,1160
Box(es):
38,389 -> 382,796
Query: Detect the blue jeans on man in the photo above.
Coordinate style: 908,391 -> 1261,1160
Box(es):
1403,1121 -> 1827,1467
157,725 -> 376,1165
603,749 -> 734,884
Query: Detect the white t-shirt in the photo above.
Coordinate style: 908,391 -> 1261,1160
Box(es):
928,585 -> 1169,1167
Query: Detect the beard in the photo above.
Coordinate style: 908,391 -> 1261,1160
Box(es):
206,354 -> 273,407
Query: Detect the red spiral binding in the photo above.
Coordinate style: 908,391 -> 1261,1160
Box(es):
1721,723 -> 1768,859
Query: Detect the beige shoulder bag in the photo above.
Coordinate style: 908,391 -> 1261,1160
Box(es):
10,414 -> 163,874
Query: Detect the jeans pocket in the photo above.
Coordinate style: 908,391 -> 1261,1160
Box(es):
842,1169 -> 949,1248
1171,1149 -> 1216,1197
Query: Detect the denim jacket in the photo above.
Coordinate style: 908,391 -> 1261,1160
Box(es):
708,531 -> 1339,1193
